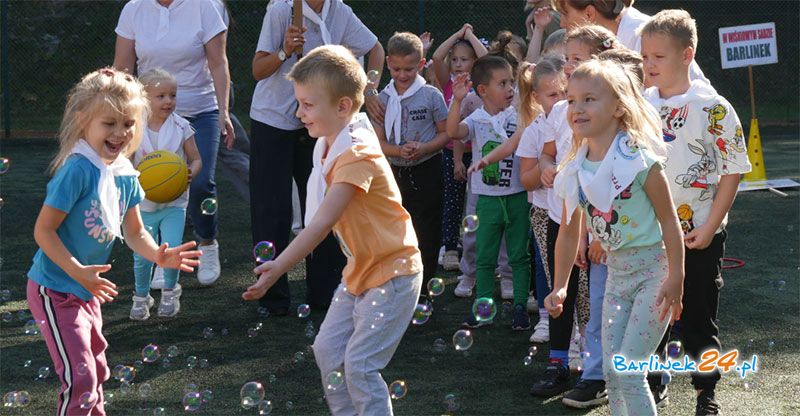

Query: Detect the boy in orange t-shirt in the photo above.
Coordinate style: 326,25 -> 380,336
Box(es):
242,45 -> 423,415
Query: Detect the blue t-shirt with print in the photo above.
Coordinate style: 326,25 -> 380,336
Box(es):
27,155 -> 144,301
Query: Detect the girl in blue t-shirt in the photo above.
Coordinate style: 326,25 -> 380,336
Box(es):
547,59 -> 685,415
26,68 -> 201,416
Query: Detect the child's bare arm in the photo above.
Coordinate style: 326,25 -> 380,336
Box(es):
539,141 -> 557,188
243,183 -> 357,300
123,206 -> 201,272
415,121 -> 450,158
34,206 -> 118,303
519,156 -> 541,191
544,204 -> 582,317
374,122 -> 403,158
453,141 -> 467,181
462,25 -> 489,58
432,26 -> 468,88
525,7 -> 552,63
469,129 -> 522,173
183,135 -> 203,181
684,174 -> 739,250
644,165 -> 685,324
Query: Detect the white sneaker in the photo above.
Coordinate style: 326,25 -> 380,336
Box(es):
158,284 -> 182,317
454,275 -> 475,297
442,250 -> 460,271
527,294 -> 537,313
500,277 -> 513,300
529,317 -> 549,343
437,246 -> 445,266
197,240 -> 220,285
130,294 -> 154,321
150,267 -> 165,290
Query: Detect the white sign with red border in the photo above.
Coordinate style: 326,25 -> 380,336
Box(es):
719,22 -> 778,69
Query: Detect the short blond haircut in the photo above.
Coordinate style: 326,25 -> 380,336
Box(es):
138,68 -> 176,88
287,45 -> 367,113
640,9 -> 698,50
387,32 -> 423,60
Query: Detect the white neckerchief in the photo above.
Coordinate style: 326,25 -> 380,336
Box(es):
305,113 -> 377,225
554,132 -> 648,223
470,105 -> 515,140
154,0 -> 186,42
137,114 -> 184,159
643,80 -> 718,109
382,75 -> 426,145
302,0 -> 332,45
69,139 -> 140,239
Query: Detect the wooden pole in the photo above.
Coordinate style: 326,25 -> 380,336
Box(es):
293,0 -> 303,58
748,65 -> 756,119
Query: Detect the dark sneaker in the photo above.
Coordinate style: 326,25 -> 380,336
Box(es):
530,359 -> 571,397
696,389 -> 721,415
562,379 -> 608,409
511,304 -> 531,331
649,379 -> 669,408
461,314 -> 493,329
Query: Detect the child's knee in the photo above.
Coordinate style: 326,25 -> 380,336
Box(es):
312,341 -> 340,374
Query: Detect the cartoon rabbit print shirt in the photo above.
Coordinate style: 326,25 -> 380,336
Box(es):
644,81 -> 751,235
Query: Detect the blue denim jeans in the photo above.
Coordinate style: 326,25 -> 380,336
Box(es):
581,262 -> 607,381
183,110 -> 220,241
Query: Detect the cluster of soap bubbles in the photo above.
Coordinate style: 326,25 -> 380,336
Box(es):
3,390 -> 30,408
182,384 -> 215,412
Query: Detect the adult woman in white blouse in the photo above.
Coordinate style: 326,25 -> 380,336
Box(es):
113,0 -> 234,285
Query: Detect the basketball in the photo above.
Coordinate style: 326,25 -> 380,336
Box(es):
136,150 -> 189,203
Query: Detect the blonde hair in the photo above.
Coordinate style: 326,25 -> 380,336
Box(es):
50,68 -> 148,175
640,9 -> 698,50
565,24 -> 619,55
562,59 -> 665,165
387,32 -> 424,60
598,48 -> 644,87
516,62 -> 539,128
287,45 -> 367,112
138,68 -> 176,88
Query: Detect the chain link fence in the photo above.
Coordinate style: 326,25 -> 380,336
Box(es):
1,0 -> 797,137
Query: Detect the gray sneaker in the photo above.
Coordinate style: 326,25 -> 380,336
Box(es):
158,284 -> 182,317
130,294 -> 155,321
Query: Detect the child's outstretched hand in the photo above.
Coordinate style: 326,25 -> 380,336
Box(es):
75,264 -> 118,304
467,158 -> 489,175
655,273 -> 684,324
452,73 -> 471,101
155,241 -> 201,273
533,7 -> 553,28
541,165 -> 557,188
544,287 -> 567,318
242,261 -> 280,301
420,32 -> 433,55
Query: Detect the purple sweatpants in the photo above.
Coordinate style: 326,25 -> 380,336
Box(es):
27,280 -> 109,416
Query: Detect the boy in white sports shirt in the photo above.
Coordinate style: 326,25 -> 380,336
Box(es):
641,10 -> 751,415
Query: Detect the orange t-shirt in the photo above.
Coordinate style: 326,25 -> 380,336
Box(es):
327,143 -> 423,296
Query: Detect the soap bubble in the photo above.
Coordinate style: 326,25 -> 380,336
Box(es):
253,241 -> 276,263
392,258 -> 410,275
153,407 -> 166,416
666,341 -> 684,359
472,297 -> 497,322
3,391 -> 17,408
768,340 -> 775,350
138,383 -> 152,398
200,198 -> 217,215
201,389 -> 214,404
462,215 -> 479,233
369,312 -> 385,329
427,278 -> 445,297
119,381 -> 132,396
142,344 -> 160,363
258,399 -> 273,415
118,366 -> 136,383
221,328 -> 230,336
247,328 -> 258,337
443,393 -> 459,412
24,319 -> 40,335
103,392 -> 114,406
367,70 -> 380,84
133,360 -> 144,372
199,358 -> 209,369
166,345 -> 179,358
370,288 -> 388,307
23,360 -> 32,368
285,401 -> 294,410
182,391 -> 203,412
777,280 -> 786,291
1,312 -> 12,323
0,289 -> 10,301
240,381 -> 265,408
0,157 -> 9,174
388,380 -> 407,399
528,346 -> 538,356
297,304 -> 311,318
411,303 -> 432,325
433,338 -> 446,353
453,329 -> 474,351
13,391 -> 30,408
325,371 -> 344,391
293,351 -> 305,364
524,355 -> 533,366
79,392 -> 94,410
184,383 -> 199,394
37,366 -> 50,379
202,327 -> 214,339
186,356 -> 198,369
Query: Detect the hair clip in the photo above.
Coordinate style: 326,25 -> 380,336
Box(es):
100,68 -> 115,77
479,37 -> 489,48
602,39 -> 613,49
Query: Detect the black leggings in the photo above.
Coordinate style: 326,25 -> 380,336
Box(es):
546,219 -> 581,351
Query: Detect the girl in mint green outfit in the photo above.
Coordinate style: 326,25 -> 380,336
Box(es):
546,60 -> 685,416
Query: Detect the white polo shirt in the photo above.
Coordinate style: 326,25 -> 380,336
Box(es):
116,0 -> 227,117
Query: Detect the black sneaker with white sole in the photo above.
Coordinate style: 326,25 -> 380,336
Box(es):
649,379 -> 669,408
562,379 -> 608,409
530,359 -> 571,397
696,389 -> 721,415
511,304 -> 531,331
461,314 -> 493,329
